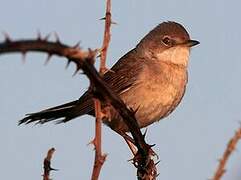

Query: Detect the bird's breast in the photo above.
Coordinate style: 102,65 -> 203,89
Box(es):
120,63 -> 188,128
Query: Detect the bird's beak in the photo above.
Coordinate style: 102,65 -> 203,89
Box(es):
184,40 -> 200,47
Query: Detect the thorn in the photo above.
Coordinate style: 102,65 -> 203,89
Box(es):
73,41 -> 81,49
87,138 -> 96,148
143,128 -> 148,139
44,33 -> 51,41
127,157 -> 134,162
37,30 -> 42,40
21,52 -> 27,63
155,161 -> 161,166
72,68 -> 79,77
65,60 -> 71,69
99,17 -> 106,21
2,31 -> 11,42
149,144 -> 156,148
149,146 -> 158,159
44,54 -> 52,65
54,32 -> 60,43
50,167 -> 59,171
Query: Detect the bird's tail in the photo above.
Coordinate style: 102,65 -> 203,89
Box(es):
19,96 -> 94,125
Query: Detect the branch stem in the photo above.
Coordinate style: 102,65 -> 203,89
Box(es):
91,0 -> 112,179
212,127 -> 241,180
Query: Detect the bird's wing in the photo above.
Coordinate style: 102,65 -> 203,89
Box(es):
20,48 -> 144,124
73,48 -> 144,117
103,48 -> 144,94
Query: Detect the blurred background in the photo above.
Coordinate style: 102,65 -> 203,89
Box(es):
0,0 -> 240,179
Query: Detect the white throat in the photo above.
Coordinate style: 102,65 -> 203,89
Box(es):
156,46 -> 190,67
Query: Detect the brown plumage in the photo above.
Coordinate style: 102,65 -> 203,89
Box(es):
19,21 -> 199,132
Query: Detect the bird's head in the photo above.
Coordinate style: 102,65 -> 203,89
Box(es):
137,21 -> 199,67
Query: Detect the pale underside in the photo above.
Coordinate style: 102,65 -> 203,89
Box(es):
103,46 -> 190,132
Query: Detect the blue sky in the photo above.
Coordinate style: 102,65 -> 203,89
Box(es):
0,0 -> 241,179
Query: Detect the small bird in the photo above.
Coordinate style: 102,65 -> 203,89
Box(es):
20,21 -> 199,133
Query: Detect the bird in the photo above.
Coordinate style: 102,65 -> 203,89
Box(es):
19,21 -> 199,133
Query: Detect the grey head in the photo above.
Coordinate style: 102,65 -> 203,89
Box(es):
136,21 -> 199,67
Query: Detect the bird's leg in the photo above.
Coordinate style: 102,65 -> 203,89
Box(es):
125,137 -> 138,156
121,132 -> 138,155
120,131 -> 159,160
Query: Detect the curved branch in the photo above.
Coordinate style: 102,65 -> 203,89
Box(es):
0,38 -> 96,71
0,37 -> 157,179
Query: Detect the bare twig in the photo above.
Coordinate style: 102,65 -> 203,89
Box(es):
91,0 -> 112,179
91,98 -> 107,180
100,0 -> 112,75
212,127 -> 241,180
43,147 -> 57,180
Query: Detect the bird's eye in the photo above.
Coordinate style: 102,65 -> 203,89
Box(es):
162,36 -> 172,46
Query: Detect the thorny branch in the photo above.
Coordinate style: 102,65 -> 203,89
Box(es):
0,38 -> 92,72
212,127 -> 241,180
43,147 -> 57,180
0,34 -> 157,179
91,0 -> 112,179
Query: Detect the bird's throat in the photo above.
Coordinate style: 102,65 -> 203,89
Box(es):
156,46 -> 190,67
